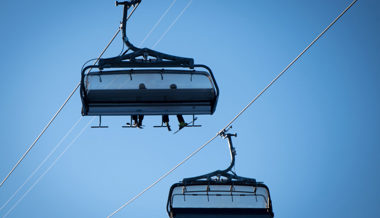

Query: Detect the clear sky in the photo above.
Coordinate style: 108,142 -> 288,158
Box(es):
1,0 -> 379,217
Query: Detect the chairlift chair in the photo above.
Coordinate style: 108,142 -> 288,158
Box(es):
167,132 -> 274,218
80,0 -> 219,119
167,181 -> 273,218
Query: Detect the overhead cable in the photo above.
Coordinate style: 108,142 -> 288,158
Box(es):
107,135 -> 217,218
0,83 -> 80,188
3,117 -> 95,218
139,0 -> 177,47
107,0 -> 358,216
152,0 -> 193,49
0,117 -> 82,212
0,3 -> 141,188
108,2 -> 195,217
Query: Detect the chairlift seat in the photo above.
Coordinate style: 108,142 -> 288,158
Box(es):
86,89 -> 214,103
81,69 -> 218,116
167,181 -> 274,218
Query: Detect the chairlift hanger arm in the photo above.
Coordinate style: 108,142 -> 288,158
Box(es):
224,133 -> 237,173
109,0 -> 196,69
182,132 -> 256,184
116,0 -> 141,52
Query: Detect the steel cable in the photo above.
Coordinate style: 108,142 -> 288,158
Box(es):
3,117 -> 95,218
152,0 -> 192,49
0,3 -> 141,188
139,0 -> 177,47
0,117 -> 82,212
107,0 -> 358,216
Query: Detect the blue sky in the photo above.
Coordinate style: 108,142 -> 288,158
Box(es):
1,0 -> 379,217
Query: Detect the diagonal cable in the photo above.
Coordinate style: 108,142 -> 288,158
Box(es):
106,134 -> 217,218
152,0 -> 192,49
0,3 -> 140,188
2,117 -> 95,218
0,117 -> 82,212
138,0 -> 177,47
107,0 -> 358,216
107,2 -> 195,217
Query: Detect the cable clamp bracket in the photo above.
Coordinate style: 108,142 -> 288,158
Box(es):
218,126 -> 233,138
115,0 -> 141,8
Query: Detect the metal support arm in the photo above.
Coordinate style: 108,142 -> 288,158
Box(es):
116,0 -> 141,51
182,131 -> 256,184
104,0 -> 196,69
